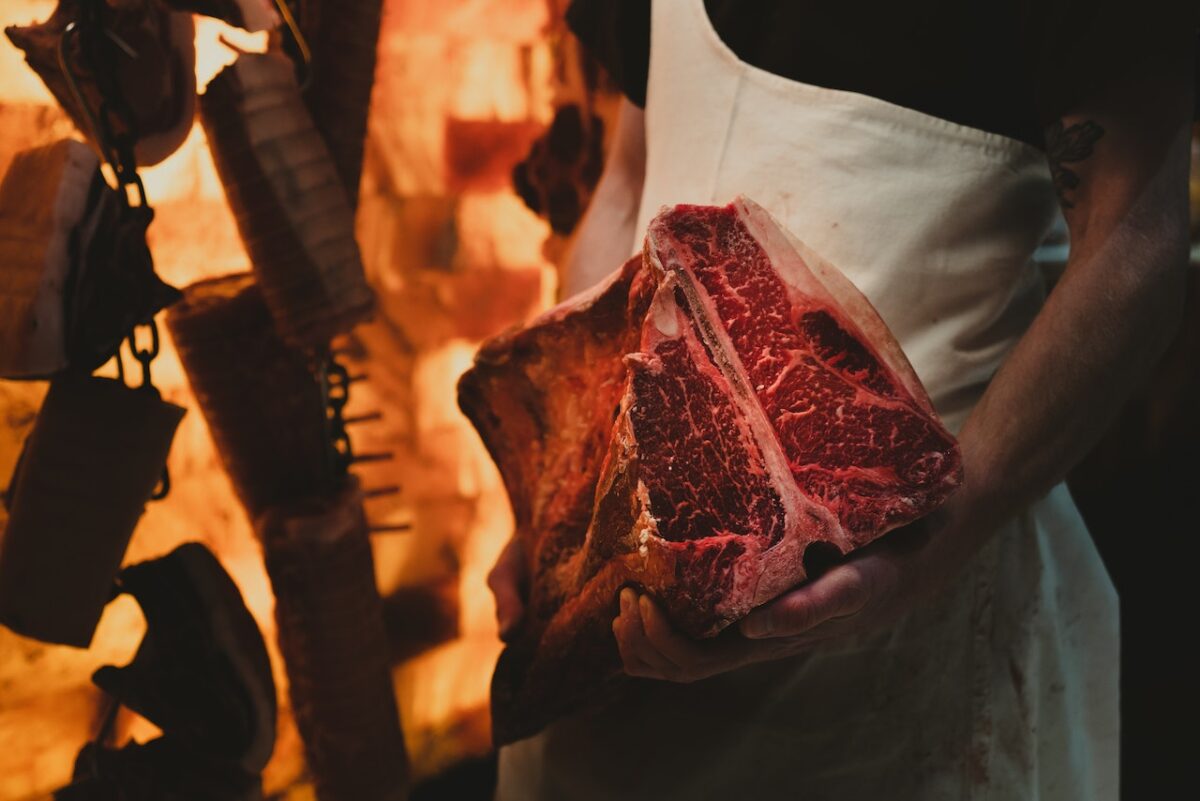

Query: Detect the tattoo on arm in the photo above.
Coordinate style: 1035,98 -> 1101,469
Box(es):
1045,119 -> 1106,209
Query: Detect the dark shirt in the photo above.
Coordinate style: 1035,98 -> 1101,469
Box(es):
567,0 -> 1197,149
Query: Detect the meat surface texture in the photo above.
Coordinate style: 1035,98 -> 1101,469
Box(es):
459,196 -> 962,745
6,0 -> 197,167
0,139 -> 103,378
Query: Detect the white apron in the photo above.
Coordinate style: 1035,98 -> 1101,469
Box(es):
498,1 -> 1119,798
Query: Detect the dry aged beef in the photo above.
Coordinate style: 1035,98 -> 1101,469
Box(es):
0,374 -> 185,647
199,50 -> 375,348
289,0 -> 385,208
6,0 -> 196,167
459,255 -> 652,634
0,139 -> 180,378
0,140 -> 108,378
166,273 -> 337,517
459,196 -> 962,745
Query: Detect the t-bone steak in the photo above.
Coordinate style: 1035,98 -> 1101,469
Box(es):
458,196 -> 962,745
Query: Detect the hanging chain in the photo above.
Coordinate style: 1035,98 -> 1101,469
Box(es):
272,0 -> 352,481
127,321 -> 160,390
129,322 -> 169,498
61,2 -> 147,209
60,0 -> 170,499
317,352 -> 354,479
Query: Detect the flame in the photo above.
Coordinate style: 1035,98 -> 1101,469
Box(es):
0,2 -> 57,106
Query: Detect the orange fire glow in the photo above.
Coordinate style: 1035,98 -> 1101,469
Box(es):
0,0 -> 557,796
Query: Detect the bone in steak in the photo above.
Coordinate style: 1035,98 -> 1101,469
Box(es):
459,196 -> 962,745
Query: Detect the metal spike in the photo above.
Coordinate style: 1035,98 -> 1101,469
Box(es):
103,28 -> 139,58
368,523 -> 412,534
363,485 -> 401,499
351,451 -> 394,464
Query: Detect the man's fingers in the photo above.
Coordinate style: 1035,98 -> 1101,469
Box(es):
636,595 -> 764,682
614,589 -> 679,679
612,618 -> 663,679
740,563 -> 870,639
487,537 -> 527,640
638,596 -> 708,669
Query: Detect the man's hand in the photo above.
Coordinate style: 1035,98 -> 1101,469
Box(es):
614,510 -> 969,683
488,536 -> 528,642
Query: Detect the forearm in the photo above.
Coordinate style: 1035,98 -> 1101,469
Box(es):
951,125 -> 1192,545
561,173 -> 641,296
561,100 -> 646,297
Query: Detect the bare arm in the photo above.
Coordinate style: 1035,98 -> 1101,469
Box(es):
955,72 -> 1193,539
615,59 -> 1195,679
560,98 -> 647,297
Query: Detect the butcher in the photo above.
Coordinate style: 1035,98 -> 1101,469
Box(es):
489,1 -> 1195,798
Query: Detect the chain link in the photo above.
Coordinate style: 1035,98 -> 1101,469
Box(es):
62,0 -> 170,499
272,2 -> 356,482
64,2 -> 353,499
61,6 -> 144,208
318,353 -> 354,479
127,321 -> 160,391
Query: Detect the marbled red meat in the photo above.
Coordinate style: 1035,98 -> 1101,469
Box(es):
459,196 -> 962,745
630,308 -> 786,548
650,201 -> 959,541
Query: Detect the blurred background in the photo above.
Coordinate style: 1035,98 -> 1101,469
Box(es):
0,1 -> 1196,798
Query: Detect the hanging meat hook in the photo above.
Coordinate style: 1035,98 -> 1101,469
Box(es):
272,0 -> 312,90
55,18 -> 148,207
54,3 -> 176,499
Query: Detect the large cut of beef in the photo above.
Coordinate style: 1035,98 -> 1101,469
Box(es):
459,196 -> 962,745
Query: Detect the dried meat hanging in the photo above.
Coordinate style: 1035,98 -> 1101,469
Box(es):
5,0 -> 197,167
197,28 -> 375,470
0,139 -> 123,379
1,0 -> 188,378
0,0 -> 189,647
511,0 -> 610,238
167,273 -> 344,517
198,43 -> 374,350
0,374 -> 184,647
169,5 -> 410,798
167,274 -> 409,801
71,542 -> 278,797
284,0 -> 383,208
259,480 -> 409,801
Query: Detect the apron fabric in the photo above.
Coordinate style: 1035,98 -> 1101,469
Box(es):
498,1 -> 1119,798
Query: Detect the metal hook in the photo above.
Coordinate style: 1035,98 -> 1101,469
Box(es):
368,523 -> 412,535
127,321 -> 161,391
57,19 -> 149,209
102,27 -> 138,59
272,0 -> 312,91
57,22 -> 118,171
